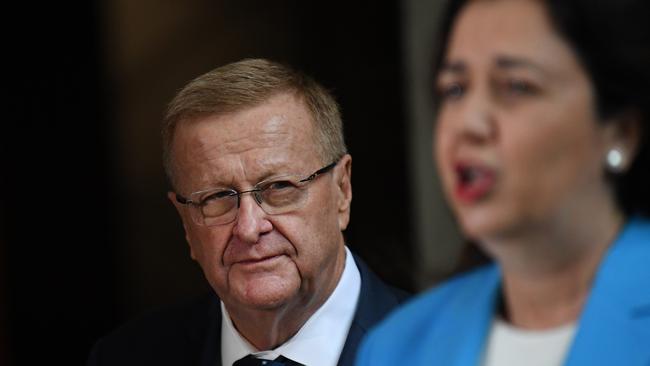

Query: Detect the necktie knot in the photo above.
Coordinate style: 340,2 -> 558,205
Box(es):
233,354 -> 305,366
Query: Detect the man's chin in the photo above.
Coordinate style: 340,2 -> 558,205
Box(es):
231,274 -> 302,311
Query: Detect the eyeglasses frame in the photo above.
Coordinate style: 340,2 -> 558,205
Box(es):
174,159 -> 339,225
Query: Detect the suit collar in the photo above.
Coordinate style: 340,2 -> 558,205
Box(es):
564,217 -> 650,365
426,265 -> 501,366
337,254 -> 408,366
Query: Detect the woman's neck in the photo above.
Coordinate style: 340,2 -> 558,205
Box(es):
485,208 -> 624,330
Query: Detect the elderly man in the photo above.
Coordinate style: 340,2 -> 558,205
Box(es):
87,59 -> 406,366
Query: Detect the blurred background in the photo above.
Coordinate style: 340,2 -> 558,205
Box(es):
2,0 -> 463,364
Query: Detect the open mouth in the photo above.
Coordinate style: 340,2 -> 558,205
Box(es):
454,162 -> 496,203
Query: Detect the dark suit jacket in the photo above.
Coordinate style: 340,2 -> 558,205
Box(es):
87,255 -> 408,366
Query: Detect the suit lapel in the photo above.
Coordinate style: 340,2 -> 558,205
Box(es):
565,218 -> 650,365
337,255 -> 408,366
199,292 -> 223,366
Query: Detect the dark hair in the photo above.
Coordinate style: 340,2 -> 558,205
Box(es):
432,0 -> 650,217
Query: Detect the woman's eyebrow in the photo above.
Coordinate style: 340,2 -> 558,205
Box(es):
439,60 -> 467,75
495,55 -> 547,76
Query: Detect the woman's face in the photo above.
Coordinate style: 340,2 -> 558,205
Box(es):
435,0 -> 621,242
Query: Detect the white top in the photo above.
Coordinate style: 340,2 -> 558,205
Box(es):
221,246 -> 361,366
482,317 -> 577,366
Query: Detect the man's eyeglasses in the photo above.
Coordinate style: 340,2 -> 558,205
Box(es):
175,160 -> 338,226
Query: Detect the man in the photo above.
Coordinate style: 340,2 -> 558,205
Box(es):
88,58 -> 406,366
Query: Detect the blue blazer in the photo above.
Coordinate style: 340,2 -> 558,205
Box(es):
357,218 -> 650,365
88,254 -> 408,366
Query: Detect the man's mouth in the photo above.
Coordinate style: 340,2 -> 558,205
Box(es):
235,254 -> 284,266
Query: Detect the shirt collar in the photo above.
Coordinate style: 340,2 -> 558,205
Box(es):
221,246 -> 361,366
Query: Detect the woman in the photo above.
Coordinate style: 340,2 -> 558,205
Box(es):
357,0 -> 650,365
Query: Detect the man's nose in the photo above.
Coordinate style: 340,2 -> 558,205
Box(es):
231,194 -> 272,243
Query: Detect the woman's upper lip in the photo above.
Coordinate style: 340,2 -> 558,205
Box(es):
454,159 -> 496,175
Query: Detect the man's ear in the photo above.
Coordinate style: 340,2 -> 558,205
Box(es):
167,191 -> 197,260
334,154 -> 353,230
603,109 -> 642,172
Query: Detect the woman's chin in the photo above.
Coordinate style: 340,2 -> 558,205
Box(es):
456,208 -> 519,243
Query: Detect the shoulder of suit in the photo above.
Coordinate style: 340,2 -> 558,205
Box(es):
87,292 -> 218,365
364,263 -> 497,338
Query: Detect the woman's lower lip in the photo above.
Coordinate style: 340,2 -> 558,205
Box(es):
455,174 -> 495,203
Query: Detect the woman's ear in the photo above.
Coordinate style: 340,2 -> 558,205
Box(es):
603,109 -> 642,173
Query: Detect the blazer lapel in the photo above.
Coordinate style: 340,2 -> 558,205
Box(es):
426,265 -> 500,366
565,218 -> 650,365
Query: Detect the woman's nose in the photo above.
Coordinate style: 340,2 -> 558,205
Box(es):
457,92 -> 497,144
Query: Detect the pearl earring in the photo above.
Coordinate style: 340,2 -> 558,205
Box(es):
606,148 -> 625,173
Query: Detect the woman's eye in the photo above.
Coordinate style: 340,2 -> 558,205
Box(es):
504,79 -> 537,96
438,82 -> 465,100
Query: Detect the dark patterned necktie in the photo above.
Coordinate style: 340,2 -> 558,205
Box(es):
233,354 -> 305,366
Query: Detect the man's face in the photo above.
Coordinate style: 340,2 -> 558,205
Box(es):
169,92 -> 352,314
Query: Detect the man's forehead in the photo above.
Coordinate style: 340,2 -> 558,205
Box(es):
172,98 -> 322,190
183,93 -> 312,141
188,148 -> 323,191
179,115 -> 310,157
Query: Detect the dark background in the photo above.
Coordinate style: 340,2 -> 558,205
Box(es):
3,1 -> 414,365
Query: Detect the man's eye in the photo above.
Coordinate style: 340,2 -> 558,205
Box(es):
267,180 -> 296,190
201,190 -> 235,204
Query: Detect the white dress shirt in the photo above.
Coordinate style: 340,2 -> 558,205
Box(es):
221,246 -> 361,366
